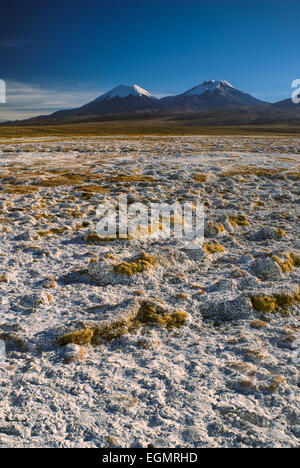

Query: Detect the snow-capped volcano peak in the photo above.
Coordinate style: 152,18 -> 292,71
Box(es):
97,84 -> 156,101
183,80 -> 238,96
158,79 -> 263,111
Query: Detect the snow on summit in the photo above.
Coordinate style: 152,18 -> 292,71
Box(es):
183,80 -> 238,96
97,84 -> 156,100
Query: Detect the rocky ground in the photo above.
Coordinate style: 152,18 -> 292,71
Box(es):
0,135 -> 299,448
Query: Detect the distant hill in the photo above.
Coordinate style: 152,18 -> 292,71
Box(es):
272,98 -> 300,111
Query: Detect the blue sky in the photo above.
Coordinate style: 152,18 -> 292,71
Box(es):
0,0 -> 299,119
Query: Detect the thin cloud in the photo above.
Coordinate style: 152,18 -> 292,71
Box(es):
0,80 -> 105,121
0,39 -> 35,48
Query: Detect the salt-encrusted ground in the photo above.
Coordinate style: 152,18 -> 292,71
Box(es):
0,135 -> 299,448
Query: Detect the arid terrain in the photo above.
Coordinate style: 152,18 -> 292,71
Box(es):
0,135 -> 299,448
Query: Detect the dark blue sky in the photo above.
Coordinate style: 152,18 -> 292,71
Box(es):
0,0 -> 299,119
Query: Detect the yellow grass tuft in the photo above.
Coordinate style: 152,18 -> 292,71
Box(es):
33,172 -> 105,188
0,332 -> 26,350
106,175 -> 154,184
176,293 -> 189,300
239,379 -> 257,391
229,362 -> 255,376
206,222 -> 225,235
85,231 -> 127,242
260,375 -> 286,392
37,227 -> 68,237
203,242 -> 226,254
92,317 -> 138,343
291,252 -> 300,266
136,301 -> 188,330
221,166 -> 286,178
251,287 -> 300,313
250,320 -> 268,329
2,185 -> 40,194
273,253 -> 295,273
75,184 -> 108,194
274,292 -> 297,307
67,210 -> 84,218
86,231 -> 106,243
113,252 -> 156,277
228,214 -> 250,227
59,302 -> 189,346
251,296 -> 277,313
58,326 -> 94,346
193,173 -> 207,183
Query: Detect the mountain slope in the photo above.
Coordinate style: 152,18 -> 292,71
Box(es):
45,84 -> 158,121
159,80 -> 268,112
272,98 -> 300,111
82,84 -> 158,113
95,84 -> 154,100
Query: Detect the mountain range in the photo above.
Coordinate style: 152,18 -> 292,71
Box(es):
3,80 -> 300,126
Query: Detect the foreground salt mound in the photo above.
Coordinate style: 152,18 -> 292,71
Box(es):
57,298 -> 190,347
200,283 -> 300,320
251,227 -> 286,241
20,291 -> 53,309
87,252 -> 159,285
205,221 -> 226,237
251,251 -> 299,281
250,283 -> 300,313
201,294 -> 253,320
251,257 -> 283,281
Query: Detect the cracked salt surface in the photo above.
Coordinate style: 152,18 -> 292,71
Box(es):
0,135 -> 299,447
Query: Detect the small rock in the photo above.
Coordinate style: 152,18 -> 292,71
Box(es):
21,291 -> 53,308
42,276 -> 57,288
251,227 -> 286,241
61,344 -> 88,363
251,257 -> 282,281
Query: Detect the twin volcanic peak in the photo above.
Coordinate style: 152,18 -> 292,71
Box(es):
14,80 -> 284,124
90,79 -> 262,109
50,80 -> 266,120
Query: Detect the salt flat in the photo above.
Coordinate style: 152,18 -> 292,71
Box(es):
0,135 -> 299,448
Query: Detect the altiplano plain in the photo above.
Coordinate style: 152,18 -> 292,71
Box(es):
0,135 -> 299,448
